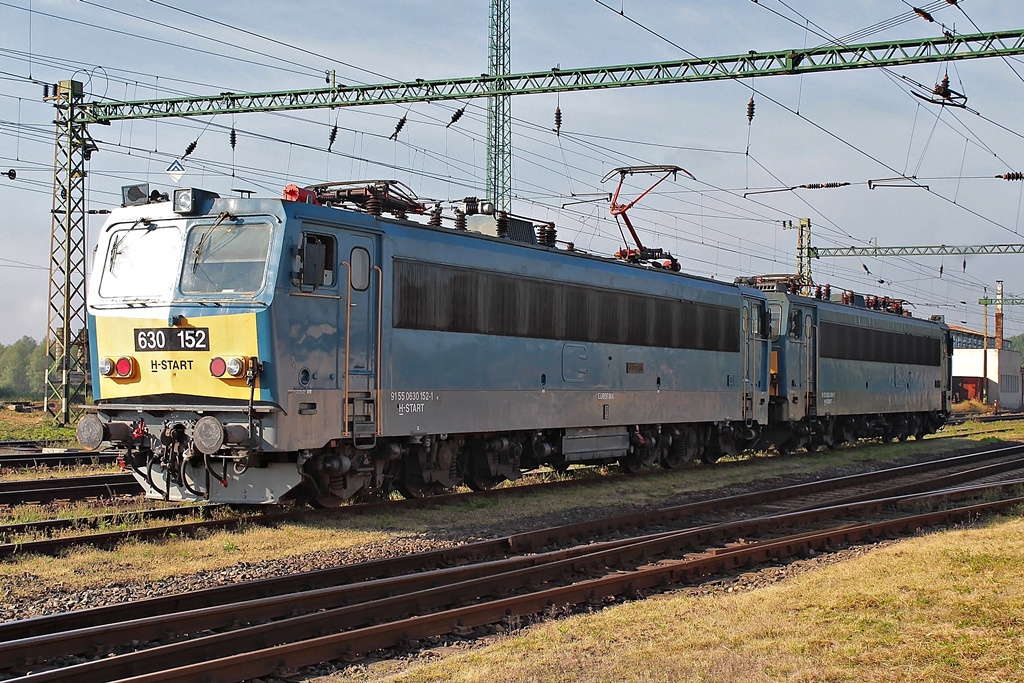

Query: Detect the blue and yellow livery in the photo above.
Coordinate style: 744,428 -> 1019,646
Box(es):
77,183 -> 948,505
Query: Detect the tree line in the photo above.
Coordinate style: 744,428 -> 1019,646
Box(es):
0,337 -> 49,401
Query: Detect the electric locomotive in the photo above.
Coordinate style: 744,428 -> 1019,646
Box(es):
77,181 -> 772,505
737,276 -> 951,452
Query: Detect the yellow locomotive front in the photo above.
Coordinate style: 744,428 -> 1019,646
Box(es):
77,188 -> 301,503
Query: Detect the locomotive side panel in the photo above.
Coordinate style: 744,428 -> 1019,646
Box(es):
377,223 -> 764,436
815,307 -> 947,416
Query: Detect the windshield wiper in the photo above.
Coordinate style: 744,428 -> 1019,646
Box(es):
191,211 -> 235,273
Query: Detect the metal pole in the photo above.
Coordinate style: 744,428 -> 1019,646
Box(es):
982,289 -> 988,405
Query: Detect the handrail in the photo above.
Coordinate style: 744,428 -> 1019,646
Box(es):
341,260 -> 352,438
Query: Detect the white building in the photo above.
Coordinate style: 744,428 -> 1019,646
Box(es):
951,347 -> 1022,410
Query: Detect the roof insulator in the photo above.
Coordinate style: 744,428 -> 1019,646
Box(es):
446,106 -> 466,129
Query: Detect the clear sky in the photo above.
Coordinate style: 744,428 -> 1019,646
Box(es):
1,1 -> 1024,345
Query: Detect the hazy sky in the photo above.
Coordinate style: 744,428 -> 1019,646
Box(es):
2,1 -> 1024,344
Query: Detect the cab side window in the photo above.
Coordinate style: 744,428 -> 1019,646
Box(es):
299,233 -> 336,288
350,246 -> 371,291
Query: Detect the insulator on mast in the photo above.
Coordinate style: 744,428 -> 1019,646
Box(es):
183,140 -> 197,158
229,128 -> 237,150
446,106 -> 466,129
998,172 -> 1024,181
746,97 -> 755,123
389,115 -> 407,141
554,106 -> 562,135
328,124 -> 338,151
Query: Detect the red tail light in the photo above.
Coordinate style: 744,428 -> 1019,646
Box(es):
115,357 -> 137,378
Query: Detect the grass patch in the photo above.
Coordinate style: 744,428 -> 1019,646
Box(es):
0,410 -> 76,443
366,514 -> 1024,683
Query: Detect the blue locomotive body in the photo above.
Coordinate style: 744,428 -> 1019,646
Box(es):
77,185 -> 946,504
751,282 -> 951,451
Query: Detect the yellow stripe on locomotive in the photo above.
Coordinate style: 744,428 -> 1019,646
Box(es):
93,313 -> 259,400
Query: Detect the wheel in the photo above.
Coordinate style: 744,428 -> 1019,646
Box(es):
699,450 -> 720,465
620,456 -> 645,473
776,438 -> 798,456
396,478 -> 442,499
309,495 -> 345,509
660,450 -> 683,470
464,471 -> 503,491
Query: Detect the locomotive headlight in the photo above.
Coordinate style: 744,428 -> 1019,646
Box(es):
172,187 -> 220,215
114,356 -> 137,378
98,357 -> 115,376
225,356 -> 247,377
172,187 -> 195,214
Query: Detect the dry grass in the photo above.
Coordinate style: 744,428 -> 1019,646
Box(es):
351,514 -> 1024,683
0,520 -> 391,602
951,400 -> 997,415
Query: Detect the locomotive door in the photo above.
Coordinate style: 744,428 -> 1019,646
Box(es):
789,307 -> 807,420
340,233 -> 379,443
742,299 -> 770,422
741,305 -> 754,419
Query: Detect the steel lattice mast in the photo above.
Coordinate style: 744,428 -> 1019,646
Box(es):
487,0 -> 512,212
45,81 -> 97,423
47,28 -> 1024,423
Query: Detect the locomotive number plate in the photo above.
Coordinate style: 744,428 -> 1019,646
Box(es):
134,327 -> 210,352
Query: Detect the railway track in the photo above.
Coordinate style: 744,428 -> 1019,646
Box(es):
2,443 -> 1022,558
0,450 -> 118,469
1,445 -> 1023,681
0,473 -> 138,506
946,411 -> 1024,426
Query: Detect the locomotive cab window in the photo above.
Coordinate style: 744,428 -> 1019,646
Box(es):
768,304 -> 783,340
297,233 -> 336,289
181,220 -> 272,295
99,222 -> 182,299
350,246 -> 371,291
790,309 -> 803,339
